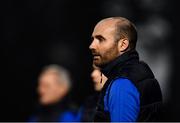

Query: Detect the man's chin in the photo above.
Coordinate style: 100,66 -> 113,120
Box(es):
93,60 -> 103,67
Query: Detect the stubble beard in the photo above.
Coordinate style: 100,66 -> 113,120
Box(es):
93,43 -> 119,68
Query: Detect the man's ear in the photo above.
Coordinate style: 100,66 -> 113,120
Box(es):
117,38 -> 129,52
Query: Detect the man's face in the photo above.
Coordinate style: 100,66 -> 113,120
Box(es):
89,20 -> 119,67
38,72 -> 68,105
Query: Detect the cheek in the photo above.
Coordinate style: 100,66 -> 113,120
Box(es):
38,86 -> 47,96
42,86 -> 56,97
93,76 -> 101,83
44,87 -> 60,101
99,46 -> 110,58
101,44 -> 118,59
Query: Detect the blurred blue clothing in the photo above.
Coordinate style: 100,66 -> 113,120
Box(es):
104,78 -> 140,122
28,98 -> 81,122
28,110 -> 81,122
58,111 -> 81,122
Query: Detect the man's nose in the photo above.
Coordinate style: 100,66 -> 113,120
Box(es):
89,40 -> 96,50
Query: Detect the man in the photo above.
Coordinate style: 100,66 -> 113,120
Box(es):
89,17 -> 162,122
80,65 -> 107,121
29,64 -> 80,122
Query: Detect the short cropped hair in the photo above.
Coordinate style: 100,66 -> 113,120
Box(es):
112,17 -> 137,50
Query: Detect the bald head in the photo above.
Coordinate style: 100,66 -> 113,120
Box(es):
95,17 -> 137,50
90,17 -> 137,67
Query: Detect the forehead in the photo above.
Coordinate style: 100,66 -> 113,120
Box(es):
92,19 -> 117,36
39,72 -> 60,83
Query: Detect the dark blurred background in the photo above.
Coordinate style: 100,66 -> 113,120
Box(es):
0,0 -> 178,121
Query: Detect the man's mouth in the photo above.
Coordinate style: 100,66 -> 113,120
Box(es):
91,51 -> 100,60
93,55 -> 100,58
92,54 -> 100,59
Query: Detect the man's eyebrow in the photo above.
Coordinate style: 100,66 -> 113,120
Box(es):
94,35 -> 106,40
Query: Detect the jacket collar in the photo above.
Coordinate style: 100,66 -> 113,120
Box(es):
101,50 -> 139,78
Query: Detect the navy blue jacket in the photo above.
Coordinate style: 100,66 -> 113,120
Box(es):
94,50 -> 162,122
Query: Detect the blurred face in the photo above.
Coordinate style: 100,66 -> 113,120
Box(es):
89,19 -> 119,67
38,72 -> 68,105
91,68 -> 107,91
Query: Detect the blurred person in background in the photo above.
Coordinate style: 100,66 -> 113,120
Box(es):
91,64 -> 107,92
29,64 -> 80,122
80,64 -> 107,121
89,17 -> 162,121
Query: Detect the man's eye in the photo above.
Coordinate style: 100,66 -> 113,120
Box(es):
97,36 -> 105,42
91,37 -> 94,41
98,38 -> 104,42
